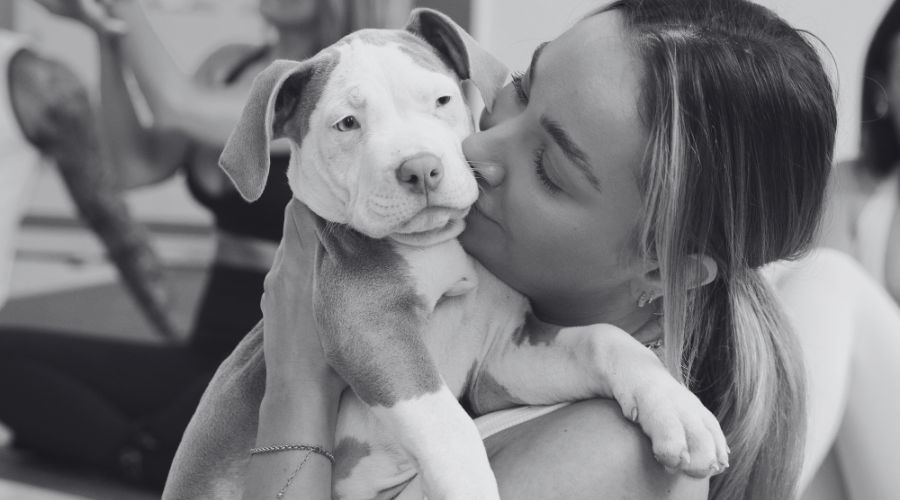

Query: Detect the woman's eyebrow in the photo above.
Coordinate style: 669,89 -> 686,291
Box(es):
527,42 -> 549,88
540,116 -> 602,191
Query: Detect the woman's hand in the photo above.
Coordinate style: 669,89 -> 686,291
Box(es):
261,200 -> 346,399
30,0 -> 126,36
249,200 -> 341,500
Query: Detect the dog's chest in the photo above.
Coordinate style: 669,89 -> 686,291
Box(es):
332,262 -> 529,499
392,239 -> 478,312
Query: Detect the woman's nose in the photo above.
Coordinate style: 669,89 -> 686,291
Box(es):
463,131 -> 506,188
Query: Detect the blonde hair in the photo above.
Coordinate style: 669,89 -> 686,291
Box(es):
600,0 -> 836,498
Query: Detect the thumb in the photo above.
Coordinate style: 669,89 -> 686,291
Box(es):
283,199 -> 323,254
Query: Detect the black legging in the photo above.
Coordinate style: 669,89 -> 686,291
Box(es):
0,263 -> 264,490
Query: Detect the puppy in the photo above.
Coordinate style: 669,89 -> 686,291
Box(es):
165,9 -> 728,500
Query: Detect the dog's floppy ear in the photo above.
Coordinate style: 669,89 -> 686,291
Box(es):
219,57 -> 328,202
405,8 -> 509,112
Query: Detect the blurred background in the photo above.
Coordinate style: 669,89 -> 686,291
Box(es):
0,0 -> 894,499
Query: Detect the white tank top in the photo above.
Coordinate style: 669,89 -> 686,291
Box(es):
0,30 -> 45,309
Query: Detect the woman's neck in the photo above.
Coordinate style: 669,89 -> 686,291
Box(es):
530,285 -> 659,337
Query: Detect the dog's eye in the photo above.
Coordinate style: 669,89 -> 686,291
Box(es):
334,116 -> 360,132
436,95 -> 452,107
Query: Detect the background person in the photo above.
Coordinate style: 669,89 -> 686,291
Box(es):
796,1 -> 900,498
0,0 -> 412,490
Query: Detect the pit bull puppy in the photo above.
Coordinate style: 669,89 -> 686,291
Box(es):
163,8 -> 728,500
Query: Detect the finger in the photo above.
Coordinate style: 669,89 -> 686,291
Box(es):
263,242 -> 288,289
285,199 -> 323,251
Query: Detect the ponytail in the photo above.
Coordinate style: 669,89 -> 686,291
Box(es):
682,272 -> 806,499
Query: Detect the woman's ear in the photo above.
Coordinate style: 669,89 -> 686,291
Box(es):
686,254 -> 718,289
632,254 -> 718,306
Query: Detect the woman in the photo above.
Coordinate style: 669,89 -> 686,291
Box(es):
177,0 -> 837,499
823,0 -> 900,302
0,0 -> 410,489
795,2 -> 900,497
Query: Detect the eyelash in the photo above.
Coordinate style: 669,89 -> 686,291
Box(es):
533,149 -> 561,194
510,71 -> 529,105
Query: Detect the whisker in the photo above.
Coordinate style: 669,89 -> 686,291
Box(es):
465,160 -> 502,167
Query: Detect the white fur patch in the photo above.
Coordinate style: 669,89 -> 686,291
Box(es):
287,39 -> 478,240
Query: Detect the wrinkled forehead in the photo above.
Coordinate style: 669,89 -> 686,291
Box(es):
323,30 -> 458,101
337,29 -> 454,75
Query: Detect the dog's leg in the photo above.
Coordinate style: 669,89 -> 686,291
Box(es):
469,315 -> 729,478
314,226 -> 498,499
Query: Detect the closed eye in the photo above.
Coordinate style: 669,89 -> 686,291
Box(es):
510,71 -> 529,105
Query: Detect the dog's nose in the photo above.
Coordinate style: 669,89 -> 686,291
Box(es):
396,154 -> 443,194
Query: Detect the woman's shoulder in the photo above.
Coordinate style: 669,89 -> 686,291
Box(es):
818,159 -> 889,252
832,159 -> 888,198
8,49 -> 89,144
192,43 -> 266,86
485,399 -> 709,499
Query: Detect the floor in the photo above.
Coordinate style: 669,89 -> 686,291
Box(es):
0,212 -> 213,499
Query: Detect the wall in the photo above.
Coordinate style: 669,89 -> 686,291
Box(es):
0,2 -> 14,30
471,0 -> 895,162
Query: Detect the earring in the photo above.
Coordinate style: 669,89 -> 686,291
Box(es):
637,290 -> 661,308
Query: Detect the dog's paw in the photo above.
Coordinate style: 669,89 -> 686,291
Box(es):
618,378 -> 729,478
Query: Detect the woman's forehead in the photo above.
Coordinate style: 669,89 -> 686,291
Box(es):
545,11 -> 641,100
534,11 -> 647,181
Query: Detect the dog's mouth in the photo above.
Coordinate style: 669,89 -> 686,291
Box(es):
389,208 -> 469,247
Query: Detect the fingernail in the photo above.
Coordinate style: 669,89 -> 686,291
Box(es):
680,451 -> 691,465
631,408 -> 639,422
726,445 -> 731,455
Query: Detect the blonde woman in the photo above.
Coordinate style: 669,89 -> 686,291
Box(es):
168,0 -> 838,498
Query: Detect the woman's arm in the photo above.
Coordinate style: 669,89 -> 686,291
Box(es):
486,399 -> 709,499
107,0 -> 250,147
96,33 -> 189,189
244,201 -> 347,499
9,49 -> 178,337
769,249 -> 900,498
30,0 -> 190,190
245,380 -> 340,499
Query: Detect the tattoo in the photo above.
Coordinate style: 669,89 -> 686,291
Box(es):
8,50 -> 179,339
